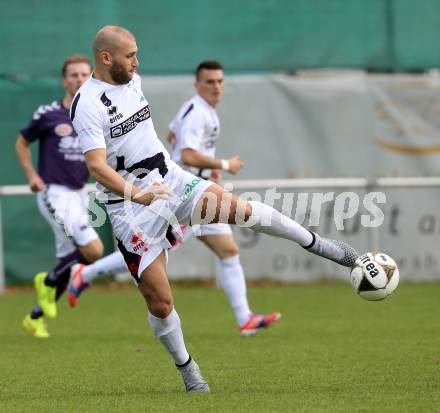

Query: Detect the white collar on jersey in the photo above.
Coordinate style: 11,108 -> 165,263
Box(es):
194,94 -> 217,113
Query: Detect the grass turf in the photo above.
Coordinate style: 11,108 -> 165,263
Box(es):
1,283 -> 440,412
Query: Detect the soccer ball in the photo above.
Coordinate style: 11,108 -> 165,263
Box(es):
350,252 -> 399,301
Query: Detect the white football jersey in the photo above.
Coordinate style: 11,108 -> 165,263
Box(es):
169,94 -> 220,179
71,73 -> 172,201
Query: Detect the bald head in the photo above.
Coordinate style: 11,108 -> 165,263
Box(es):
93,25 -> 135,58
92,25 -> 139,85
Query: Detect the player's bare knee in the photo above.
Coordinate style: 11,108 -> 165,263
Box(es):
142,285 -> 174,318
219,242 -> 239,258
150,299 -> 173,319
79,239 -> 104,263
89,246 -> 103,262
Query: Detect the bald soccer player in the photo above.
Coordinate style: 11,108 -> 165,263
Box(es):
71,25 -> 359,393
68,61 -> 281,337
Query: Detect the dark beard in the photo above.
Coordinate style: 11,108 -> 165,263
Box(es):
109,61 -> 131,84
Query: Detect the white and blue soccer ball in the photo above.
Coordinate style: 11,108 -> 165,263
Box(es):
350,252 -> 399,301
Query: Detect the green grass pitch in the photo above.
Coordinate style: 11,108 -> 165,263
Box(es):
1,282 -> 440,412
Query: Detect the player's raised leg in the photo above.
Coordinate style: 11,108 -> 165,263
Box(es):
137,250 -> 209,393
192,184 -> 359,267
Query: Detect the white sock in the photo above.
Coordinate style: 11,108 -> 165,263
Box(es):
148,308 -> 189,365
247,201 -> 313,246
82,251 -> 127,283
217,255 -> 251,326
247,201 -> 359,267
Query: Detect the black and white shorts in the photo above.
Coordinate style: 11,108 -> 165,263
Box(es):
37,184 -> 99,258
105,164 -> 214,282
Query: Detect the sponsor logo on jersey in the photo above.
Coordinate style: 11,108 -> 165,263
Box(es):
110,105 -> 151,138
109,112 -> 123,123
100,93 -> 124,122
131,232 -> 144,244
130,231 -> 148,253
58,136 -> 85,162
59,136 -> 80,149
107,105 -> 118,115
180,177 -> 202,202
54,123 -> 73,137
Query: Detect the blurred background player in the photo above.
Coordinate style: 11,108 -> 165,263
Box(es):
16,54 -> 104,338
167,60 -> 281,334
68,60 -> 281,336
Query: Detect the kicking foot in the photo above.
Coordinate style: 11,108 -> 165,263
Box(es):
34,272 -> 57,319
177,358 -> 210,393
240,312 -> 282,336
304,232 -> 359,267
68,264 -> 89,308
22,314 -> 49,338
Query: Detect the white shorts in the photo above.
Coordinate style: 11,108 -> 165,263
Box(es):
37,184 -> 99,258
187,223 -> 232,238
105,164 -> 214,282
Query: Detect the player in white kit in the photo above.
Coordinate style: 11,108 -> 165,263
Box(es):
72,26 -> 359,393
168,60 -> 280,334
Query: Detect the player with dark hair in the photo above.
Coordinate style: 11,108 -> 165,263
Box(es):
72,25 -> 359,393
16,54 -> 104,338
194,60 -> 223,77
167,60 -> 281,334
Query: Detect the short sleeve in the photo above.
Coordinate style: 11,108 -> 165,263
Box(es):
168,118 -> 177,134
71,93 -> 106,153
20,109 -> 43,142
178,109 -> 205,151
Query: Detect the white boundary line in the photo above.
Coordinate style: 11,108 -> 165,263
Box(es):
2,177 -> 440,196
1,177 -> 440,293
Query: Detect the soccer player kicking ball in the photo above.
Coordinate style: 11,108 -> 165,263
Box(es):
72,25 -> 358,393
69,60 -> 281,336
16,55 -> 104,338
